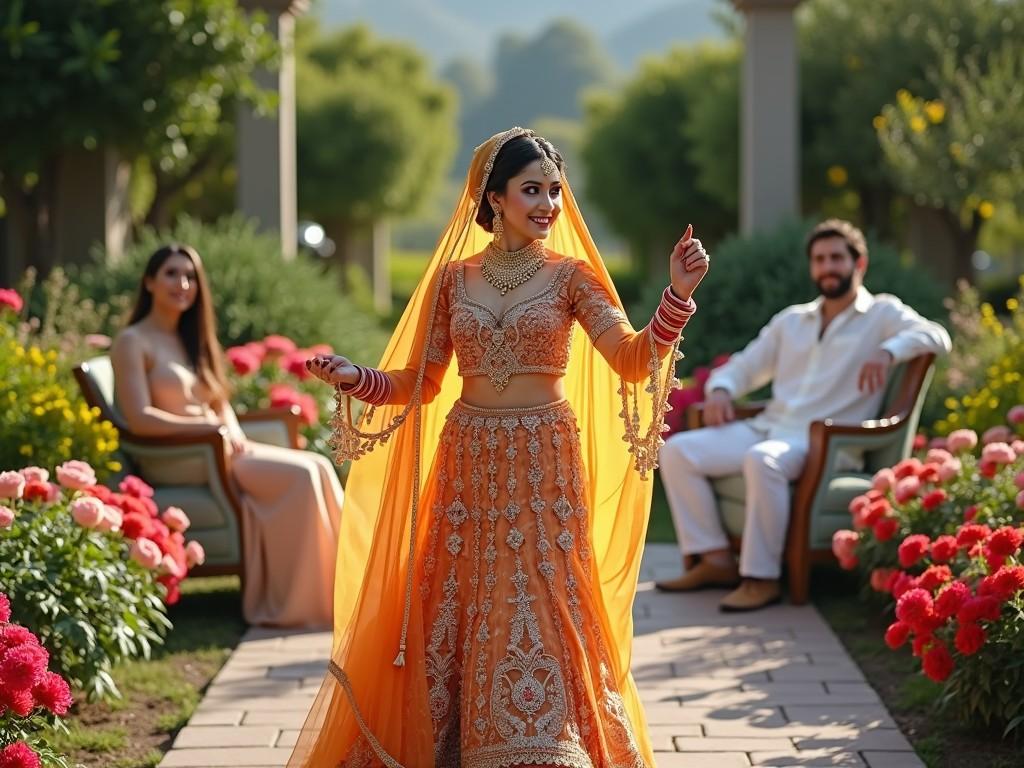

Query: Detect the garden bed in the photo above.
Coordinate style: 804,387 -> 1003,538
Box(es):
52,577 -> 245,768
813,567 -> 1022,768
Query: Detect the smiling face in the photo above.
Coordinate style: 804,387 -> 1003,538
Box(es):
809,235 -> 865,300
488,158 -> 562,249
145,252 -> 199,315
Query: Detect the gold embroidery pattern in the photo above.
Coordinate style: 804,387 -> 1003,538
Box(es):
426,269 -> 455,365
572,276 -> 628,343
419,400 -> 646,768
452,261 -> 576,391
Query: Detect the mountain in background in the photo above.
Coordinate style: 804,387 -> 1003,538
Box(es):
314,0 -> 728,70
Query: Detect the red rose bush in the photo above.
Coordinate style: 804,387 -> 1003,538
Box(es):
0,593 -> 73,768
0,462 -> 206,700
225,334 -> 333,454
830,405 -> 1024,734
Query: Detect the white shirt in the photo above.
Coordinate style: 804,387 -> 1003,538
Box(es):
705,286 -> 952,443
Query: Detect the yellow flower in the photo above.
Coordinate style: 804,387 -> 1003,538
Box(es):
949,143 -> 964,160
978,201 -> 995,219
827,165 -> 849,187
873,115 -> 888,131
19,445 -> 32,456
910,116 -> 927,134
1008,298 -> 1019,311
924,101 -> 945,123
897,89 -> 914,108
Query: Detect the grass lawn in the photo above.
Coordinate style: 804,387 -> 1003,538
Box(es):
53,576 -> 245,768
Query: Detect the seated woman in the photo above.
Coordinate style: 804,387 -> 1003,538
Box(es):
110,243 -> 342,628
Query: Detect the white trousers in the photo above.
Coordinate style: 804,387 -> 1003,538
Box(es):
658,421 -> 808,579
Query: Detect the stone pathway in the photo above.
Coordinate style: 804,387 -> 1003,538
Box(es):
159,544 -> 923,768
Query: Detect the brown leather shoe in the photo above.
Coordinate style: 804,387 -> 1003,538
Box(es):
718,579 -> 782,612
654,559 -> 740,592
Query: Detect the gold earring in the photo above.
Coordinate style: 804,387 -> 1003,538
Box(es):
492,208 -> 504,245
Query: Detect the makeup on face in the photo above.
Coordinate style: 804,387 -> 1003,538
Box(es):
495,159 -> 563,246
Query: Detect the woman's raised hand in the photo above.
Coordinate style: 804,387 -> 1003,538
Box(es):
668,224 -> 710,301
306,354 -> 360,387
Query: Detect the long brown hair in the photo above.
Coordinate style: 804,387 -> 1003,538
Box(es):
128,244 -> 231,406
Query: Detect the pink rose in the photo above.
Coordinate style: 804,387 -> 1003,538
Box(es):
937,459 -> 962,484
70,496 -> 105,528
832,529 -> 859,564
983,425 -> 1014,445
97,505 -> 123,533
981,442 -> 1016,465
1013,440 -> 1024,455
281,350 -> 313,381
130,538 -> 163,569
161,506 -> 191,533
0,471 -> 26,500
55,460 -> 96,491
894,475 -> 922,504
871,567 -> 897,593
928,437 -> 948,451
1017,491 -> 1024,511
85,333 -> 112,349
1015,471 -> 1024,492
925,448 -> 953,465
18,467 -> 49,484
0,288 -> 24,314
0,505 -> 15,528
871,468 -> 896,492
161,554 -> 186,579
946,429 -> 979,453
1008,405 -> 1024,425
185,541 -> 206,568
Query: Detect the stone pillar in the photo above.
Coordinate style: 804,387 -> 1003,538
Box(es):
237,0 -> 306,260
733,0 -> 802,235
54,148 -> 132,266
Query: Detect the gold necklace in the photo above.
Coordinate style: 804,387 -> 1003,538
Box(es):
481,240 -> 547,296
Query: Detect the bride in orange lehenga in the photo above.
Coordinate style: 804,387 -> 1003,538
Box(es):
288,128 -> 710,767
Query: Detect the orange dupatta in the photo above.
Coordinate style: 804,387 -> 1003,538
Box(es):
288,129 -> 679,767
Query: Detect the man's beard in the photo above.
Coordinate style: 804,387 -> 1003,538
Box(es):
816,272 -> 854,299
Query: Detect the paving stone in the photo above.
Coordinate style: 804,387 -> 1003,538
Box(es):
243,711 -> 309,727
749,749 -> 866,766
795,731 -> 913,751
673,737 -> 793,752
860,752 -> 926,768
185,711 -> 244,726
651,752 -> 751,767
173,726 -> 279,749
159,748 -> 294,767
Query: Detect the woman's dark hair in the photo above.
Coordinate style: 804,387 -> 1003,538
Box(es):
128,244 -> 231,405
476,135 -> 565,233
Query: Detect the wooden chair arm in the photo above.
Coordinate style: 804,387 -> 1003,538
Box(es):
237,404 -> 303,449
685,400 -> 769,431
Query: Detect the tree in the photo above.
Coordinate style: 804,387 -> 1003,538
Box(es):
452,19 -> 615,172
799,0 -> 1024,241
580,44 -> 739,276
0,0 -> 277,269
295,24 -> 457,272
876,44 -> 1024,283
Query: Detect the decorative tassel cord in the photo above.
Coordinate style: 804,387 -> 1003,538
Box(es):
327,661 -> 405,768
328,262 -> 453,668
618,332 -> 683,480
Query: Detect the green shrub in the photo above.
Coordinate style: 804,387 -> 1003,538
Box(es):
72,215 -> 390,364
629,218 -> 949,375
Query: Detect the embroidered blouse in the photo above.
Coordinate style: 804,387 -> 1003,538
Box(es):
347,256 -> 691,406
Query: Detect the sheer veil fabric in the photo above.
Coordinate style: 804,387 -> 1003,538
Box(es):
288,129 -> 672,767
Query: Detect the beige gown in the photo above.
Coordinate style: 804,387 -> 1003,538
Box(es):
143,357 -> 342,628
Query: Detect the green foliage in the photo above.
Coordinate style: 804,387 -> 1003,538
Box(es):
930,280 -> 1024,436
581,44 -> 739,270
71,215 -> 390,364
0,489 -> 173,701
876,44 -> 1024,226
296,23 -> 457,227
0,319 -> 121,478
630,218 -> 948,372
0,0 -> 277,176
799,0 -> 1023,222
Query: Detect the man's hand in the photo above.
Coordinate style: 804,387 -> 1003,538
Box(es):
703,388 -> 735,427
858,350 -> 893,394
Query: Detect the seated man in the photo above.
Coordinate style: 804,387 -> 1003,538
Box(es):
656,219 -> 951,612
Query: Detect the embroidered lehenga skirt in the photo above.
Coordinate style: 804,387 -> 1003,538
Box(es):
408,398 -> 646,768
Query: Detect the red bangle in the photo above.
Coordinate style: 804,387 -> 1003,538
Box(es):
651,287 -> 696,345
338,365 -> 391,405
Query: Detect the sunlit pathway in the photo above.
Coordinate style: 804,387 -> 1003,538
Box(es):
159,544 -> 922,768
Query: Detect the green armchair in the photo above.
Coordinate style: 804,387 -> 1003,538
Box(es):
72,355 -> 304,577
685,353 -> 936,604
